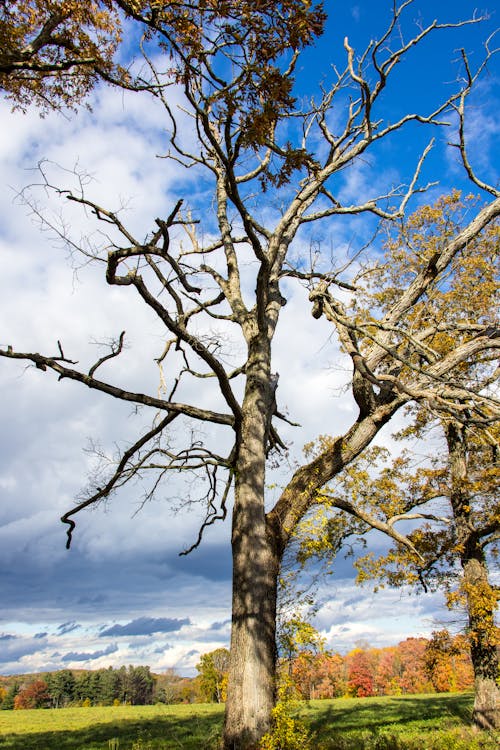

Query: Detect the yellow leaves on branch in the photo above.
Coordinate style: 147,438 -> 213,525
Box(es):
359,190 -> 499,370
0,0 -> 122,110
1,0 -> 326,162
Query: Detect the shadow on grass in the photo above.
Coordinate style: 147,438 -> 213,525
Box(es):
0,709 -> 224,750
307,693 -> 474,737
0,694 -> 478,750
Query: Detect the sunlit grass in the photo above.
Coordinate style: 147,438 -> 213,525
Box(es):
0,703 -> 224,750
0,692 -> 497,749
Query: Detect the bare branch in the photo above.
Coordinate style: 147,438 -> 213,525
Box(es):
318,492 -> 425,563
61,412 -> 179,549
88,331 -> 126,378
0,346 -> 234,426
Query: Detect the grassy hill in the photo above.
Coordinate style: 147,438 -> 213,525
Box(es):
0,692 -> 498,749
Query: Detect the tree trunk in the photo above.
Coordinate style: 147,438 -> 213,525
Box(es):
464,556 -> 500,730
223,342 -> 281,750
446,422 -> 499,730
223,518 -> 280,749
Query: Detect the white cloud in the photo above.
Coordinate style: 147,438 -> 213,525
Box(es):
2,16 -> 498,680
314,580 -> 447,654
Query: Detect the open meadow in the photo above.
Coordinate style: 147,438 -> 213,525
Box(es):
0,693 -> 498,750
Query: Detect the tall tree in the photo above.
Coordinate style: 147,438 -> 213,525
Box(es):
46,669 -> 76,707
293,193 -> 499,728
1,3 -> 499,747
296,423 -> 499,725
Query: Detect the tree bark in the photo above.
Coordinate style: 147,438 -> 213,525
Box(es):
446,423 -> 499,730
223,340 -> 281,750
464,557 -> 500,730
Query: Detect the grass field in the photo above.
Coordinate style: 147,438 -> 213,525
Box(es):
0,693 -> 498,749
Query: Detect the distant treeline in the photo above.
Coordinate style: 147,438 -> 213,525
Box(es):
0,630 -> 476,710
0,665 -> 156,709
288,631 -> 474,700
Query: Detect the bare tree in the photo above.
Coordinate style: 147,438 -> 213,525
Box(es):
1,2 -> 499,747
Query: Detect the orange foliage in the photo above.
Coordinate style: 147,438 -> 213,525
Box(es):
13,679 -> 51,709
289,633 -> 473,699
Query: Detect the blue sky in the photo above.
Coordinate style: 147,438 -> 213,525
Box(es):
0,1 -> 499,677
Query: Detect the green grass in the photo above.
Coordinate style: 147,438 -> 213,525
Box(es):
302,693 -> 499,749
0,693 -> 498,750
0,703 -> 224,750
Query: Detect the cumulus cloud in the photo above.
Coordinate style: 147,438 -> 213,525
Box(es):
1,10 -> 498,680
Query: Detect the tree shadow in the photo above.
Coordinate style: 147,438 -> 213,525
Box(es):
306,693 -> 474,736
0,708 -> 224,750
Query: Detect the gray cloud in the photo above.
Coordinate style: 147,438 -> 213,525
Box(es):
57,622 -> 80,635
0,634 -> 49,666
62,644 -> 119,662
210,620 -> 231,631
100,617 -> 191,637
153,644 -> 173,654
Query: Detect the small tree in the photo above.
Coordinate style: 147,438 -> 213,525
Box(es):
13,680 -> 51,709
346,649 -> 376,698
196,648 -> 230,703
1,683 -> 20,710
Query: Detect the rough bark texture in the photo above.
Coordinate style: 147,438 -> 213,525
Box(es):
223,342 -> 280,749
466,557 -> 500,730
447,423 -> 499,730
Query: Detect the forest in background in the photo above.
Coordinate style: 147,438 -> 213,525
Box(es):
0,629 -> 479,709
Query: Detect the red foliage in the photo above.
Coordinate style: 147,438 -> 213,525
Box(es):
346,649 -> 376,697
289,631 -> 473,699
14,680 -> 50,709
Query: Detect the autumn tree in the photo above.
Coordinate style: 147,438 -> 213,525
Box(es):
395,638 -> 433,695
13,679 -> 51,709
196,648 -> 230,703
424,630 -> 470,693
1,2 -> 500,747
291,651 -> 346,700
297,427 -> 498,724
345,648 -> 376,698
289,636 -> 472,699
352,423 -> 499,727
293,192 -> 499,728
